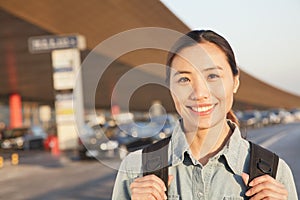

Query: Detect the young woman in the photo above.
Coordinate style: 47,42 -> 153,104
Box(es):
112,30 -> 298,199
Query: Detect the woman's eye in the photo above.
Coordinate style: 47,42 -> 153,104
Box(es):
207,74 -> 220,80
177,77 -> 190,83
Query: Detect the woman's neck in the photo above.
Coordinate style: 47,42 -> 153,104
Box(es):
185,120 -> 232,165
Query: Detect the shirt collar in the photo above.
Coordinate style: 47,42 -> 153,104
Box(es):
168,119 -> 190,166
222,121 -> 250,175
169,120 -> 249,175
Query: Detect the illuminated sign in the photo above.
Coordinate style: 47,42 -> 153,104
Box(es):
28,34 -> 86,53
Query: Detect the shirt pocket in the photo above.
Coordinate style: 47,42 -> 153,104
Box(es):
223,197 -> 244,200
168,194 -> 179,200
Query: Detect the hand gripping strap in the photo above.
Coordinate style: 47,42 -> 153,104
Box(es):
142,137 -> 171,197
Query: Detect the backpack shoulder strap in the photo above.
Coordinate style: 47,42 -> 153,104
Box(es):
248,141 -> 279,184
142,136 -> 171,193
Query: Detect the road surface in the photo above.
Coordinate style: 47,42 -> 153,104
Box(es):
0,122 -> 299,199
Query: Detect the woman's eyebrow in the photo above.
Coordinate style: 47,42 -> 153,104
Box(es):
202,66 -> 223,72
173,66 -> 223,76
173,71 -> 192,76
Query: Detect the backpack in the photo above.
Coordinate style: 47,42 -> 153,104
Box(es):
142,135 -> 279,197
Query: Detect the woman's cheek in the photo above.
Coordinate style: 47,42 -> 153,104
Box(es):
171,91 -> 183,113
171,87 -> 187,112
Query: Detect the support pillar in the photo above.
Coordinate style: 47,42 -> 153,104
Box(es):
9,93 -> 22,128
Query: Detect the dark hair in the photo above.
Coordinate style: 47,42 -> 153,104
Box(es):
166,30 -> 239,124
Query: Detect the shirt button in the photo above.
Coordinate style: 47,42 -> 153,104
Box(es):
197,192 -> 203,198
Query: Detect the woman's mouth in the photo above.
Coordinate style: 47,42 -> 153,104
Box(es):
187,104 -> 215,115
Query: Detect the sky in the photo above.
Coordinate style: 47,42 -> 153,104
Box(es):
160,0 -> 300,96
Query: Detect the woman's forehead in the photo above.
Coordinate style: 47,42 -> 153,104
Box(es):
171,43 -> 229,72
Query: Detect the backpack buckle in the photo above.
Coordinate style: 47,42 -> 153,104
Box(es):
257,158 -> 272,174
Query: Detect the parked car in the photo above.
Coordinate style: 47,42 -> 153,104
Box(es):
0,126 -> 47,150
270,108 -> 295,124
290,108 -> 300,121
259,111 -> 270,126
115,114 -> 177,159
264,110 -> 281,125
77,114 -> 177,160
77,124 -> 119,160
239,110 -> 262,128
281,110 -> 295,124
259,110 -> 280,126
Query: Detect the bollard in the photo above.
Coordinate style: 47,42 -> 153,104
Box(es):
51,137 -> 60,156
0,156 -> 3,168
11,153 -> 19,165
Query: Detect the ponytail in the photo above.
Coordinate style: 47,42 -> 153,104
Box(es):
226,110 -> 239,126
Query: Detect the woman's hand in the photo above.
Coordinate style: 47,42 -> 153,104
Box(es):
130,174 -> 173,200
242,173 -> 288,199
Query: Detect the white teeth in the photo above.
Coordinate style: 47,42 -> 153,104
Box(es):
191,105 -> 214,112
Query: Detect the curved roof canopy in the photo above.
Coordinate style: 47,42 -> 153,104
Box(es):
0,0 -> 299,112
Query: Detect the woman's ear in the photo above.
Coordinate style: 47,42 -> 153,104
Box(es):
233,75 -> 240,94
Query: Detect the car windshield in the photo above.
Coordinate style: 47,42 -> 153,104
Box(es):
3,128 -> 28,139
30,126 -> 46,137
117,120 -> 162,138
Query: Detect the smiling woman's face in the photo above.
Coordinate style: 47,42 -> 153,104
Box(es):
170,42 -> 239,132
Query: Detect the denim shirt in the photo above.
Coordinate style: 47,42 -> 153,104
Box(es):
112,120 -> 298,200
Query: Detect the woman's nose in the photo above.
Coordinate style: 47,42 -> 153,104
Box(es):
189,79 -> 210,100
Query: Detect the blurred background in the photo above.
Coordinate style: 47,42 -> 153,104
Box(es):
0,0 -> 299,199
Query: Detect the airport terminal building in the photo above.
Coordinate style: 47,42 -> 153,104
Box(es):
1,0 -> 300,150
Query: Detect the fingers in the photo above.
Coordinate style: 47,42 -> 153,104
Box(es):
244,174 -> 288,200
248,174 -> 283,188
241,172 -> 249,186
130,174 -> 167,200
168,175 -> 174,186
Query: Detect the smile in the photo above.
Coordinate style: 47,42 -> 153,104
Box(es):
187,104 -> 215,115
